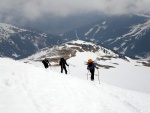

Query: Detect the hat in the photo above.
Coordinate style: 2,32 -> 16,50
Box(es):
88,59 -> 93,63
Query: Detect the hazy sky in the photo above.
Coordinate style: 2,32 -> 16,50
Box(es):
0,0 -> 150,22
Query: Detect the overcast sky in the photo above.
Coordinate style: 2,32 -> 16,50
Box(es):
0,0 -> 150,22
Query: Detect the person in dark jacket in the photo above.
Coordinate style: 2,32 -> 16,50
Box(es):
59,58 -> 69,74
87,59 -> 97,81
42,58 -> 51,69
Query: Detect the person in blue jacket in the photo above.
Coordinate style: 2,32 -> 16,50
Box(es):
87,59 -> 97,81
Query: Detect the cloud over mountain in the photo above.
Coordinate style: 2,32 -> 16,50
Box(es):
0,0 -> 150,22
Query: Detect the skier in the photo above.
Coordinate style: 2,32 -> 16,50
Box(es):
59,58 -> 69,74
87,59 -> 97,81
42,58 -> 51,69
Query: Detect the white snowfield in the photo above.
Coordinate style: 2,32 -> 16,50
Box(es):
0,57 -> 150,113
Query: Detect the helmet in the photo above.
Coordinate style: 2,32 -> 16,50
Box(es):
88,59 -> 93,63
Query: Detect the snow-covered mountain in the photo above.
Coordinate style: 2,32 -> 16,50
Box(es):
23,40 -> 119,63
62,14 -> 150,59
0,23 -> 64,59
1,13 -> 150,60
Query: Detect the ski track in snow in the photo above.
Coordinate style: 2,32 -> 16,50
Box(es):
21,73 -> 149,113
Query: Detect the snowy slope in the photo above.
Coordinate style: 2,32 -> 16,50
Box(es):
66,52 -> 150,93
22,40 -> 150,93
0,58 -> 150,113
27,51 -> 150,93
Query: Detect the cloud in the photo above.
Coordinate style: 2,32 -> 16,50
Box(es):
0,0 -> 150,21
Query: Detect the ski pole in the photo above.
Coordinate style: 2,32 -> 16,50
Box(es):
67,66 -> 70,74
49,64 -> 52,70
68,63 -> 75,67
97,69 -> 100,84
87,70 -> 89,80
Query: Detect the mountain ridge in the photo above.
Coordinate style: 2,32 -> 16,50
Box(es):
23,40 -> 120,64
0,23 -> 65,59
62,14 -> 150,59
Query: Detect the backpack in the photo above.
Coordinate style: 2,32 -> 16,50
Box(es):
42,60 -> 49,68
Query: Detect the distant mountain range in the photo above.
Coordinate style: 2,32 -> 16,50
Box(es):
0,23 -> 65,59
0,14 -> 150,59
62,14 -> 150,59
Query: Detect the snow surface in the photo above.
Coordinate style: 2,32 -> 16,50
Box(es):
1,57 -> 150,113
25,47 -> 150,93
